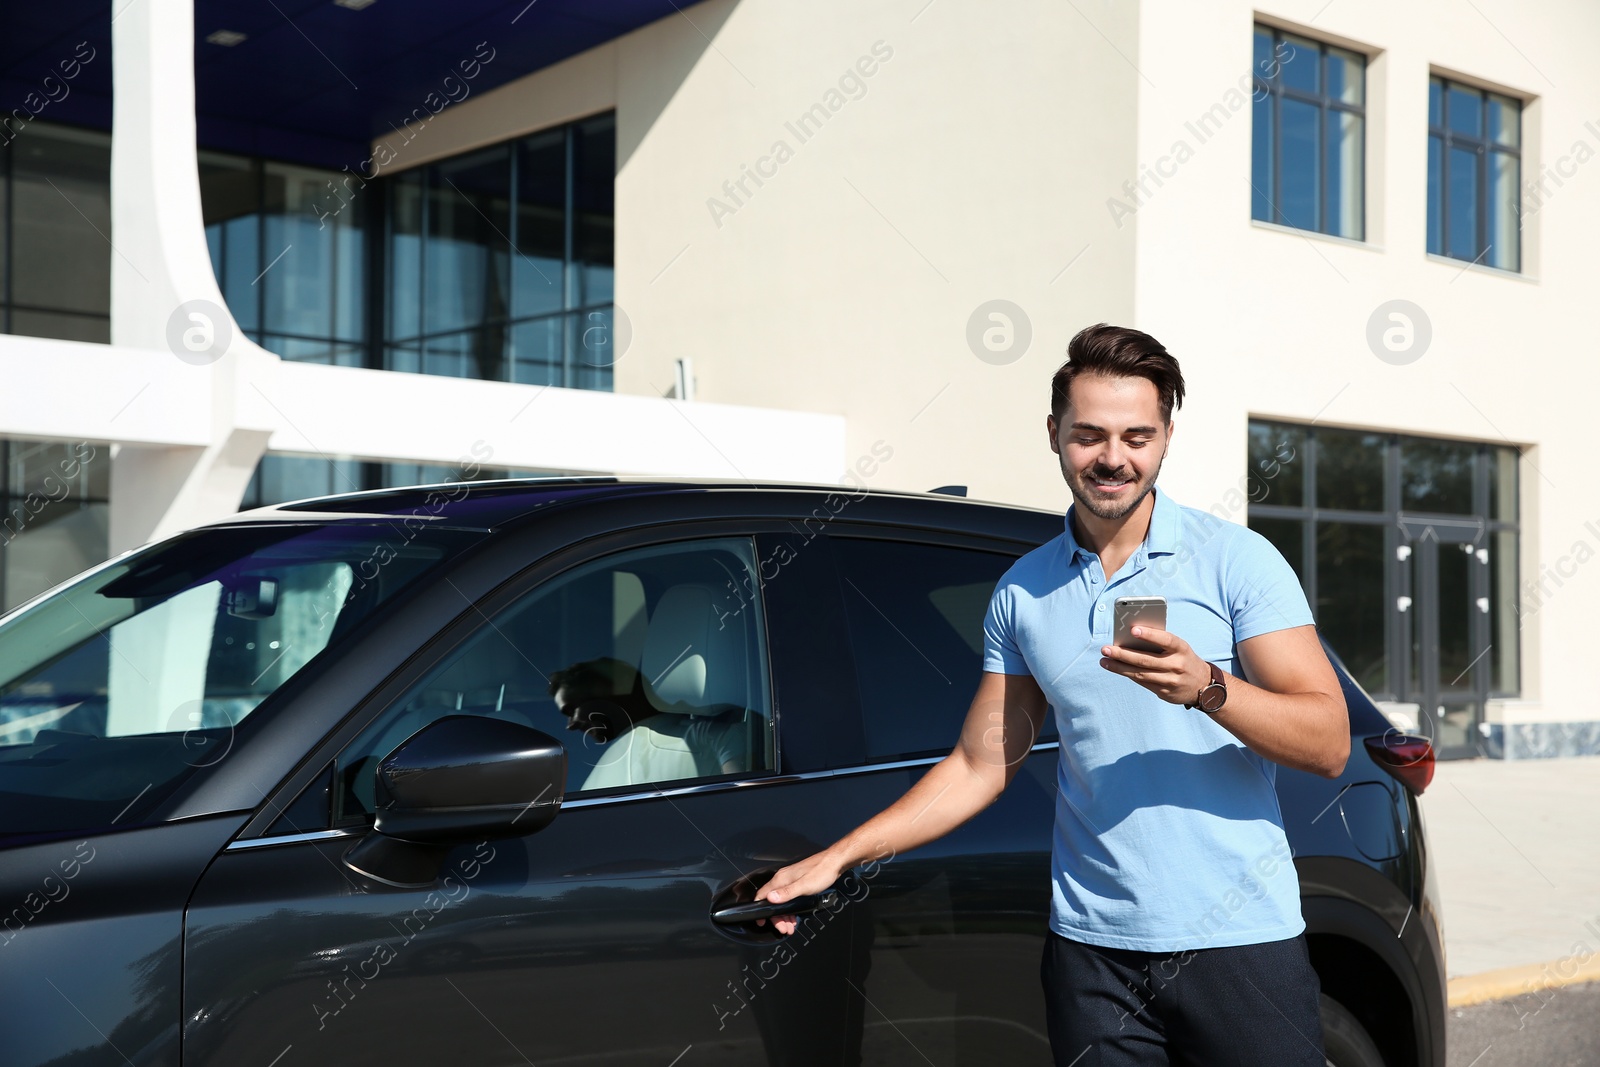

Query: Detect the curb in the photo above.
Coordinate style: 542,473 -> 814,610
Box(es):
1447,955 -> 1600,1008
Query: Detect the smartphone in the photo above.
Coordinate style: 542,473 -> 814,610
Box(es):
1113,596 -> 1167,653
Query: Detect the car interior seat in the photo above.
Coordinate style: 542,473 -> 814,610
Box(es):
581,582 -> 758,790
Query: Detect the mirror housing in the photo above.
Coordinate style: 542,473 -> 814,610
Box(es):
344,715 -> 566,888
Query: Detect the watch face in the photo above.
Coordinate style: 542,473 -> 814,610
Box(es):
1198,685 -> 1227,713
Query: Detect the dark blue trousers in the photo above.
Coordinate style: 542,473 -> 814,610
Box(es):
1039,929 -> 1327,1066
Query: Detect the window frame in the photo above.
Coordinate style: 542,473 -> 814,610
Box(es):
0,120 -> 114,342
233,520 -> 792,841
1251,24 -> 1369,240
1246,418 -> 1521,702
0,438 -> 109,612
199,151 -> 368,365
1426,74 -> 1523,271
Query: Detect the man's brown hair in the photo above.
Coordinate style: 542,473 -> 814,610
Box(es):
1050,323 -> 1187,426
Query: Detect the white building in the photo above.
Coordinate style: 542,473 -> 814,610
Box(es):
0,0 -> 1593,759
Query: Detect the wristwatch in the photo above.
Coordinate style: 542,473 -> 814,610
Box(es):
1185,662 -> 1228,713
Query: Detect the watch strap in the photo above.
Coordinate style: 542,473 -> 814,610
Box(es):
1186,662 -> 1227,712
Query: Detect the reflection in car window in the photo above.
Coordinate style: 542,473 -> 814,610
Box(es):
832,537 -> 1056,762
0,523 -> 480,837
333,537 -> 774,824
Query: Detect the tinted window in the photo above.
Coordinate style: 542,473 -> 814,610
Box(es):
0,523 -> 478,837
833,537 -> 1052,762
1247,422 -> 1304,508
1316,427 -> 1384,512
1315,521 -> 1387,692
333,537 -> 774,823
1401,437 -> 1476,515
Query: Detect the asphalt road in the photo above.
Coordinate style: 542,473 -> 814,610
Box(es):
1446,982 -> 1600,1066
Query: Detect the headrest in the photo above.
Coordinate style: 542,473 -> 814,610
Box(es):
639,583 -> 748,714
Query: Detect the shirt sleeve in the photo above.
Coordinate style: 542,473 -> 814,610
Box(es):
1228,528 -> 1316,642
687,714 -> 754,773
982,581 -> 1031,675
715,718 -> 750,771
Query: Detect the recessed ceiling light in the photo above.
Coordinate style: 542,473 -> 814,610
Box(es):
206,29 -> 247,46
334,0 -> 377,9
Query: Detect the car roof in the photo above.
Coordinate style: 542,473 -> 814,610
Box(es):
221,476 -> 1062,531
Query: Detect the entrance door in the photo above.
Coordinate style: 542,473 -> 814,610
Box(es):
1398,519 -> 1490,759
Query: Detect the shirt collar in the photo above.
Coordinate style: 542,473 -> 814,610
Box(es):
1062,485 -> 1182,564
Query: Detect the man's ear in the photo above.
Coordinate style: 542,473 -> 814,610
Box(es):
1046,413 -> 1060,455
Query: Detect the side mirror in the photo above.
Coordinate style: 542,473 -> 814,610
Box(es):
343,715 -> 566,888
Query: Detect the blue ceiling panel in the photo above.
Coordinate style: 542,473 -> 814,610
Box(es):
191,0 -> 679,167
0,2 -> 114,138
2,1 -> 679,169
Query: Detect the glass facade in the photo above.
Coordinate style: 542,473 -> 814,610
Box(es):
200,155 -> 367,365
0,439 -> 109,613
240,454 -> 571,510
1427,76 -> 1521,271
0,122 -> 112,343
1248,420 -> 1520,710
384,112 -> 616,388
199,111 -> 616,387
1251,26 -> 1366,240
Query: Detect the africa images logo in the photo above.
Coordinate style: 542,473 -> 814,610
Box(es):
166,299 -> 233,366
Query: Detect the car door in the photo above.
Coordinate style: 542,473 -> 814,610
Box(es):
179,524 -> 897,1066
813,527 -> 1061,1065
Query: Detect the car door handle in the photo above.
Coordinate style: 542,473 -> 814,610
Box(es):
711,889 -> 841,925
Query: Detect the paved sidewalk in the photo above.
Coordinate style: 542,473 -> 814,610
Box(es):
1421,756 -> 1600,981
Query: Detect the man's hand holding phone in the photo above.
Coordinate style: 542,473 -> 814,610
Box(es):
1102,595 -> 1212,706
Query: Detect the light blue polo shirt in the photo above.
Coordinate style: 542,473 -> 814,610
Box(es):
983,486 -> 1316,952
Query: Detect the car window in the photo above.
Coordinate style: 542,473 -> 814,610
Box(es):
332,536 -> 775,823
0,523 -> 480,837
832,536 -> 1056,762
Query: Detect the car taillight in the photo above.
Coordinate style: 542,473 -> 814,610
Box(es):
1363,734 -> 1435,795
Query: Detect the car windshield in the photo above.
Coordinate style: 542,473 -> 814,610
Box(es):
0,522 -> 481,840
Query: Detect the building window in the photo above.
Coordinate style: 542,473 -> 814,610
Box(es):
1248,421 -> 1520,756
1427,76 -> 1520,271
239,453 -> 573,510
1251,25 -> 1366,240
384,111 -> 615,389
0,439 -> 109,612
200,155 -> 368,366
198,111 -> 616,389
0,123 -> 112,344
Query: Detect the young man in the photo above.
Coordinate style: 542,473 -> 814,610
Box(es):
755,323 -> 1348,1064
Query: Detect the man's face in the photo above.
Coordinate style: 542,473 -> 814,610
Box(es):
1048,372 -> 1171,521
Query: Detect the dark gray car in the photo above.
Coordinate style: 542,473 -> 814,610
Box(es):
0,479 -> 1445,1066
